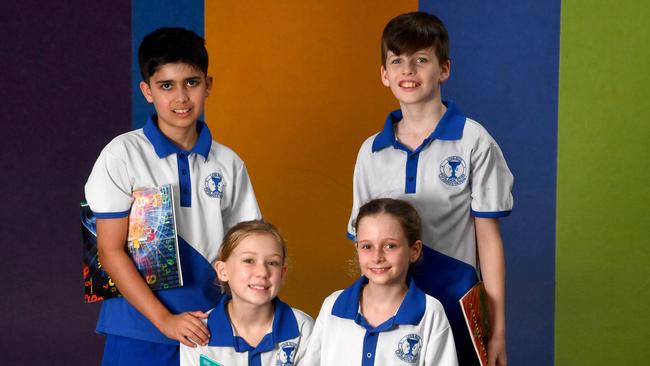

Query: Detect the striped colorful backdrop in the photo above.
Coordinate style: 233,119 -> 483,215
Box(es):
2,1 -> 646,364
126,0 -> 650,365
131,1 -> 650,364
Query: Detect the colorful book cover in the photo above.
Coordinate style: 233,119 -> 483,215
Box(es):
81,201 -> 117,303
459,281 -> 491,366
82,184 -> 183,303
200,354 -> 224,366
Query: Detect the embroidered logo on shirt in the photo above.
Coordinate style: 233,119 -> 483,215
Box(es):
276,341 -> 297,366
204,172 -> 225,198
395,334 -> 422,363
439,156 -> 467,186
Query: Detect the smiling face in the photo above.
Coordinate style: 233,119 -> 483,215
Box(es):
139,62 -> 212,137
215,233 -> 287,308
380,47 -> 450,107
356,213 -> 422,288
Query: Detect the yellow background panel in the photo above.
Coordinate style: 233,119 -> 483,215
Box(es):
205,1 -> 416,316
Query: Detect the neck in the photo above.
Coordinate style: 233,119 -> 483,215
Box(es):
227,299 -> 274,346
395,100 -> 446,150
364,279 -> 408,303
158,122 -> 199,151
360,279 -> 409,327
398,99 -> 446,131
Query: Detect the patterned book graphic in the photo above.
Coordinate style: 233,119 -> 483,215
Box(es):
459,281 -> 491,366
81,201 -> 117,303
82,184 -> 183,303
200,354 -> 224,366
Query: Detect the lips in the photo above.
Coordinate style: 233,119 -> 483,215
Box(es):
248,284 -> 270,291
398,80 -> 420,88
368,267 -> 390,274
173,108 -> 192,115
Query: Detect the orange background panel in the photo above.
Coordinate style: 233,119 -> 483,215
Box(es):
205,1 -> 416,316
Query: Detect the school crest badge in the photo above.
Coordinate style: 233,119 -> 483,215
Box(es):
395,334 -> 422,363
276,341 -> 297,366
439,155 -> 467,186
204,172 -> 225,198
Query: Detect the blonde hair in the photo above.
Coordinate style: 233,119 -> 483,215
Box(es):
215,220 -> 287,293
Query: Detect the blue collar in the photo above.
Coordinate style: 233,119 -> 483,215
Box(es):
207,295 -> 300,351
331,276 -> 426,327
142,115 -> 212,160
372,101 -> 466,152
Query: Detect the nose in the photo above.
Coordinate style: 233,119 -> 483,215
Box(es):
401,61 -> 415,75
372,247 -> 386,262
255,262 -> 270,278
175,86 -> 190,102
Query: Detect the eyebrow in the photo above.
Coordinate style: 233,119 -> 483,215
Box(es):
357,238 -> 402,243
238,251 -> 283,258
155,76 -> 201,85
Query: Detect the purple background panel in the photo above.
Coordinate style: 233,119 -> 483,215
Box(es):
0,1 -> 131,363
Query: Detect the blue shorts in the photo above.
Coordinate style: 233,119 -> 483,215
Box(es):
101,334 -> 179,366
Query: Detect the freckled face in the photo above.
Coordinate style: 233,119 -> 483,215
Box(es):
215,234 -> 286,307
356,213 -> 421,288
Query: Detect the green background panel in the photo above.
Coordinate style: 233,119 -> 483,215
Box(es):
557,0 -> 650,364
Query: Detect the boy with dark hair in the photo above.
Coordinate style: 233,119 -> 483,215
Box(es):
85,27 -> 261,365
347,12 -> 513,366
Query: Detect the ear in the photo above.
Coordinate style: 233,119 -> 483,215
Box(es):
205,75 -> 213,96
439,60 -> 451,84
410,240 -> 423,263
380,65 -> 390,87
139,81 -> 154,103
214,261 -> 228,283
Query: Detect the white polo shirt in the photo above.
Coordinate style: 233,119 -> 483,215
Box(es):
347,103 -> 512,365
304,277 -> 457,366
180,296 -> 314,366
84,115 -> 261,344
347,101 -> 513,270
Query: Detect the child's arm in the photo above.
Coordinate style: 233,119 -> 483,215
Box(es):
475,217 -> 507,366
96,217 -> 210,347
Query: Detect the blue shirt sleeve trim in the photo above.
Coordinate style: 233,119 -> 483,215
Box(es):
93,210 -> 130,219
471,210 -> 512,218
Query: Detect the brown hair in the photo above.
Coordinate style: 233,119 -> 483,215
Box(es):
216,220 -> 287,293
381,12 -> 450,67
354,198 -> 423,264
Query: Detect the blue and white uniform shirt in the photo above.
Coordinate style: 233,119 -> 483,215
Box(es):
304,277 -> 458,366
180,296 -> 314,366
347,101 -> 513,270
84,116 -> 261,343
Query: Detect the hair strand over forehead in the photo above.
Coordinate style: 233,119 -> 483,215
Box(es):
381,12 -> 449,66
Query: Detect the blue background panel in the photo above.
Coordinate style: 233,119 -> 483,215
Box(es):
419,1 -> 561,365
132,0 -> 204,129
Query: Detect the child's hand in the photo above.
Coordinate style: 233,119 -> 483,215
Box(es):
487,332 -> 507,366
158,311 -> 210,347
